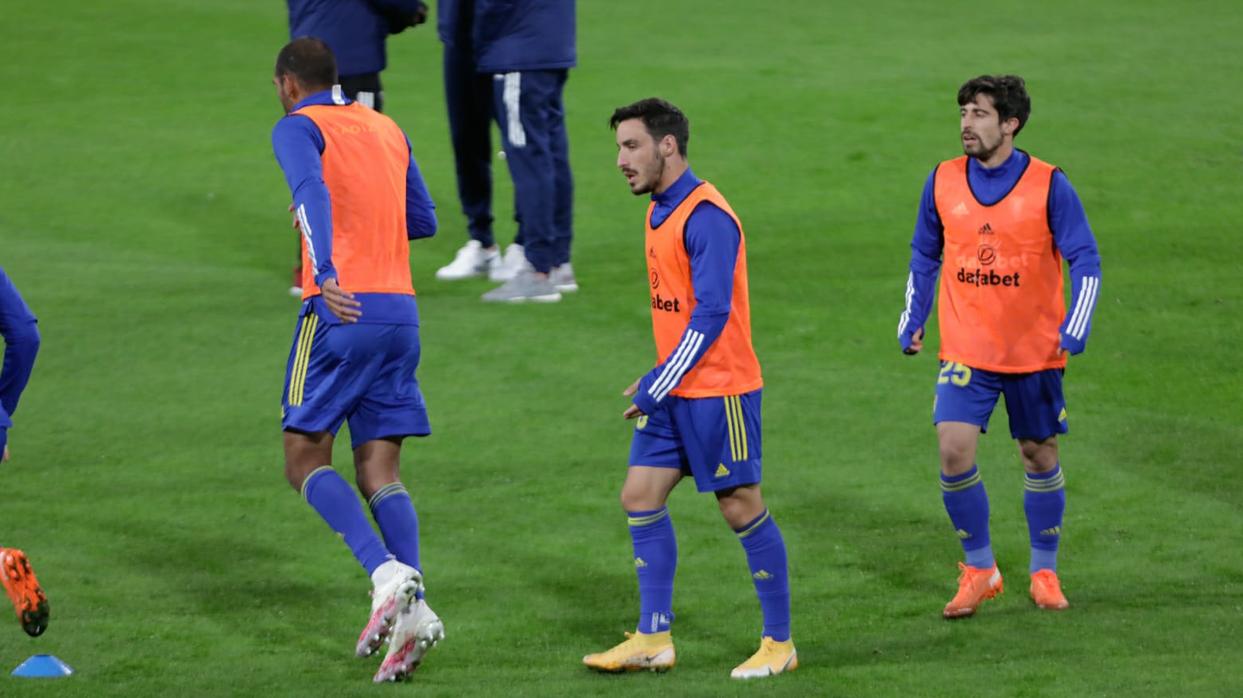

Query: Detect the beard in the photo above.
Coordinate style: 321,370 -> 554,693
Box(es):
629,152 -> 666,195
962,132 -> 1002,162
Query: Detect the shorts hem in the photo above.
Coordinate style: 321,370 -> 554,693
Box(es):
692,477 -> 761,493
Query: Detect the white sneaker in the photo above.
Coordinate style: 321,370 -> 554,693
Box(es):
550,263 -> 578,292
481,268 -> 562,303
355,560 -> 422,658
436,240 -> 499,280
373,599 -> 445,682
488,243 -> 527,282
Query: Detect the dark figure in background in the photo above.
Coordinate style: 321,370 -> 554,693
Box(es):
435,0 -> 579,303
286,0 -> 430,295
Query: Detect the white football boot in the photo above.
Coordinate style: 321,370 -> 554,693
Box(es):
488,243 -> 527,282
435,240 -> 499,280
355,560 -> 421,657
373,599 -> 445,682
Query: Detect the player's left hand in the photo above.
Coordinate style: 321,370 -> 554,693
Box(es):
321,277 -> 362,323
903,327 -> 924,355
2,445 -> 8,462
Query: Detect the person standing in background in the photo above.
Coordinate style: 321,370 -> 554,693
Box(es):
461,0 -> 577,303
432,0 -> 504,282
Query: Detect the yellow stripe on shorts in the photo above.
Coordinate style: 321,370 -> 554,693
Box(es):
733,396 -> 748,461
725,395 -> 748,462
288,313 -> 318,406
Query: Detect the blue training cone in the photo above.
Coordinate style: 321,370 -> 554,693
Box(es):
12,654 -> 74,678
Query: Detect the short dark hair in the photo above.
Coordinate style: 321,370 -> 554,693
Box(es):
609,98 -> 690,156
958,75 -> 1031,136
275,37 -> 337,91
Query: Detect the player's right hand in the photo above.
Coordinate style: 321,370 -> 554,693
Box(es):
321,277 -> 362,323
622,378 -> 645,419
2,445 -> 8,462
903,327 -> 924,355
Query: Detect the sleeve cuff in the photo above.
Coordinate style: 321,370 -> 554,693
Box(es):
1059,331 -> 1087,356
632,373 -> 660,415
313,269 -> 338,288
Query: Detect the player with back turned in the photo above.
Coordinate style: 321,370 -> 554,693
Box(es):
582,99 -> 796,680
897,75 -> 1102,617
270,38 -> 442,682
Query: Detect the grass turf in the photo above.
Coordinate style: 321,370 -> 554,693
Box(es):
0,0 -> 1241,695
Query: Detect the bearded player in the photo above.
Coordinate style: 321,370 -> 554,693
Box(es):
897,75 -> 1102,617
583,98 -> 796,679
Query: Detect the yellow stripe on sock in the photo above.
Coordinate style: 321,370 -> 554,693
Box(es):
627,509 -> 669,527
368,482 -> 408,509
736,510 -> 771,539
940,472 -> 982,492
300,465 -> 335,501
1024,472 -> 1066,492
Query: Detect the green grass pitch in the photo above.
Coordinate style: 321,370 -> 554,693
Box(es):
1,1 -> 1241,695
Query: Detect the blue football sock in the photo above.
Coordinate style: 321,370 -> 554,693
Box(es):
628,508 -> 677,634
735,510 -> 791,642
1024,464 -> 1066,573
941,465 -> 994,569
369,482 -> 423,598
302,466 -> 392,576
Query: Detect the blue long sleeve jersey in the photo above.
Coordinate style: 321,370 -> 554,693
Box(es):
631,170 -> 741,416
0,266 -> 40,431
272,88 -> 437,325
898,149 -> 1102,355
287,0 -> 425,77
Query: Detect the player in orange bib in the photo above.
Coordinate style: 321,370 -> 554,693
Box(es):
582,99 -> 795,680
897,76 -> 1102,618
271,38 -> 443,682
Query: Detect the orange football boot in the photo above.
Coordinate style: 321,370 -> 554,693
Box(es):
943,562 -> 1003,618
1,548 -> 49,636
1029,570 -> 1070,610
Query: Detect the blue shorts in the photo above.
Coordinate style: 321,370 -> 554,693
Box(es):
629,389 -> 763,493
281,308 -> 431,449
932,361 -> 1067,440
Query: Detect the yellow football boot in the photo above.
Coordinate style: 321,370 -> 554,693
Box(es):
730,636 -> 798,679
582,631 -> 675,672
